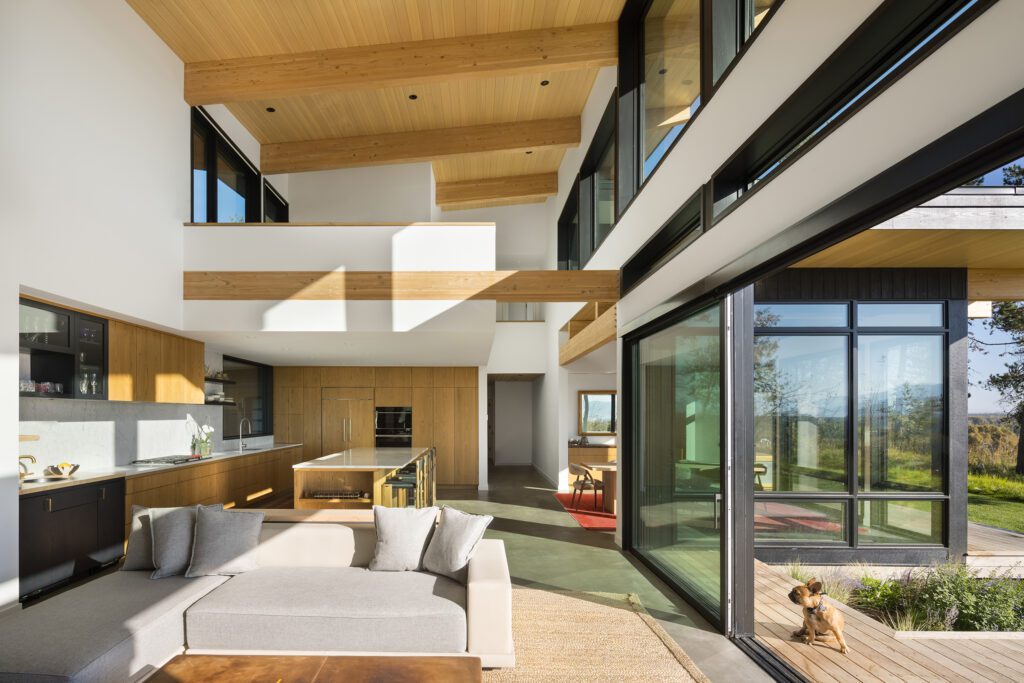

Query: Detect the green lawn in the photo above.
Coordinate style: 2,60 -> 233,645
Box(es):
968,491 -> 1024,534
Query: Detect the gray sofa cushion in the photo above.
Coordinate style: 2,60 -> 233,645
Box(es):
0,570 -> 227,683
423,506 -> 493,583
122,505 -> 155,570
186,507 -> 265,577
369,505 -> 438,571
185,566 -> 467,653
150,505 -> 222,579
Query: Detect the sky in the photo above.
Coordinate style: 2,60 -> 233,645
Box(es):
969,319 -> 1017,415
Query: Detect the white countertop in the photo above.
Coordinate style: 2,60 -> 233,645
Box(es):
18,443 -> 304,495
294,446 -> 432,471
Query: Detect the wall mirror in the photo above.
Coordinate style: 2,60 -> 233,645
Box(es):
579,390 -> 616,435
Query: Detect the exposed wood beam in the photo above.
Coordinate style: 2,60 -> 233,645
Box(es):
184,23 -> 618,105
560,304 -> 617,366
968,269 -> 1024,300
184,270 -> 620,303
436,173 -> 558,209
261,117 -> 580,174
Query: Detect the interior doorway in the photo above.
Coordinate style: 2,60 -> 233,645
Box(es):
487,374 -> 542,469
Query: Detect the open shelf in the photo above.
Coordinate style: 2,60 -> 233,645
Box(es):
205,400 -> 236,406
19,435 -> 40,442
204,377 -> 236,385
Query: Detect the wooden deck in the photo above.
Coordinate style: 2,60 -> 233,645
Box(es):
968,522 -> 1024,577
754,561 -> 1024,683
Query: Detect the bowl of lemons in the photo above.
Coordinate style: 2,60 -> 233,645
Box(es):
43,462 -> 79,478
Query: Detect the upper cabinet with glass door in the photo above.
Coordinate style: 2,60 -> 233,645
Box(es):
19,299 -> 106,400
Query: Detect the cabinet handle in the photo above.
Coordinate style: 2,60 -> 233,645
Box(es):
45,497 -> 52,513
99,487 -> 106,501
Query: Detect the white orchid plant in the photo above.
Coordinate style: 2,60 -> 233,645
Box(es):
186,414 -> 216,455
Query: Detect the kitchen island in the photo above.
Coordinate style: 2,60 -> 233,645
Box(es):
292,446 -> 435,510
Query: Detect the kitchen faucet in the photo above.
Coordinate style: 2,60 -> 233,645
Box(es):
19,455 -> 36,479
238,417 -> 252,454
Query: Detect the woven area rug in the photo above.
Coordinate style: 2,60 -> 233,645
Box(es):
484,588 -> 710,682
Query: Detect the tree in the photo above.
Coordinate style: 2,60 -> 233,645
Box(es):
982,301 -> 1024,474
1003,164 -> 1024,187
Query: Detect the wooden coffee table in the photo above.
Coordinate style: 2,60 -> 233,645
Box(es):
149,654 -> 482,682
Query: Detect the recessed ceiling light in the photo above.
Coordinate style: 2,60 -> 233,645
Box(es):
658,68 -> 667,75
408,94 -> 418,100
265,107 -> 276,113
540,80 -> 550,86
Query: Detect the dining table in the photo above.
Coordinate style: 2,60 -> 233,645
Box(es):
582,460 -> 617,514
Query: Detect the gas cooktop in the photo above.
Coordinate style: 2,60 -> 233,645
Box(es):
131,455 -> 211,466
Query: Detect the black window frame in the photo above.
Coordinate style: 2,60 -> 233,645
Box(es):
710,0 -> 996,225
752,299 -> 951,550
220,355 -> 274,440
621,186 -> 704,293
191,107 -> 262,224
616,0 -> 783,218
263,179 -> 289,223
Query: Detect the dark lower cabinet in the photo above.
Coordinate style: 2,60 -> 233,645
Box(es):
19,478 -> 125,601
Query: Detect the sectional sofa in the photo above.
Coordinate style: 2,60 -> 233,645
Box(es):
0,517 -> 514,682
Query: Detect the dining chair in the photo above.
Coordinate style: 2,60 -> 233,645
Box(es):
569,463 -> 604,511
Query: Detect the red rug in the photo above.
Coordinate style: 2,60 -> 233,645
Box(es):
554,492 -> 617,531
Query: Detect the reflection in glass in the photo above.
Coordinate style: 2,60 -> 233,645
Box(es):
755,500 -> 846,542
216,148 -> 248,223
634,304 -> 721,618
566,210 -> 580,271
580,392 -> 616,435
858,500 -> 943,544
755,336 -> 848,492
642,0 -> 701,179
750,0 -> 777,31
594,137 -> 616,250
858,303 -> 943,327
192,129 -> 207,222
755,303 -> 848,328
858,335 -> 943,492
222,358 -> 268,438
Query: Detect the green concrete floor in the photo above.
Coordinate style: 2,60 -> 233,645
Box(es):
440,466 -> 771,683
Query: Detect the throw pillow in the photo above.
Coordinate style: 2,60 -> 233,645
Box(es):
369,505 -> 439,571
122,505 -> 155,571
185,506 -> 265,577
422,506 -> 493,583
150,504 -> 221,579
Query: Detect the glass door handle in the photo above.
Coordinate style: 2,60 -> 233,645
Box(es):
714,493 -> 723,530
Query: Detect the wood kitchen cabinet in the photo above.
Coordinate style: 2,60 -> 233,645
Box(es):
109,321 -> 204,404
19,478 -> 125,601
272,366 -> 480,486
124,446 -> 305,538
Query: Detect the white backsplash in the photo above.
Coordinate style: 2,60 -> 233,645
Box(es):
19,398 -> 225,469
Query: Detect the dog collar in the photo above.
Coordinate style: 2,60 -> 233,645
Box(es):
805,595 -> 829,615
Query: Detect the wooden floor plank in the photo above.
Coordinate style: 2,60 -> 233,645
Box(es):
753,561 -> 1023,683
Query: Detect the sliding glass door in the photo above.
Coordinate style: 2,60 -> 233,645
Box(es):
630,303 -> 724,622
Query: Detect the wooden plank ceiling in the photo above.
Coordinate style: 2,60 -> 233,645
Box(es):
127,0 -> 624,211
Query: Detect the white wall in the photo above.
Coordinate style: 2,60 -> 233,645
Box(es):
530,65 -> 619,490
486,323 -> 548,375
286,163 -> 434,223
434,201 -> 551,270
494,382 -> 534,465
0,0 -> 199,608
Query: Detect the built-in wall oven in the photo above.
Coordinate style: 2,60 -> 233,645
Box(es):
375,406 -> 412,447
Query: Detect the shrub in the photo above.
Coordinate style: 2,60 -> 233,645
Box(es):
969,472 -> 1024,501
849,564 -> 1024,632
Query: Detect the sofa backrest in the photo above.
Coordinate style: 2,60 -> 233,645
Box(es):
255,521 -> 377,568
